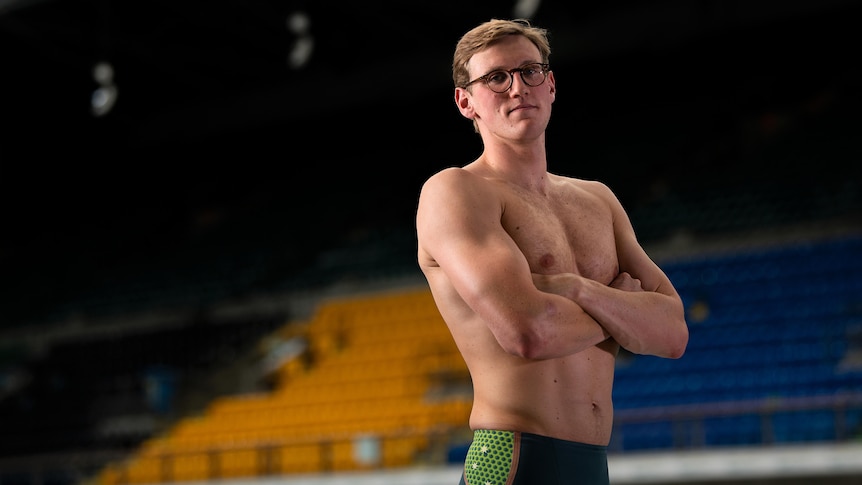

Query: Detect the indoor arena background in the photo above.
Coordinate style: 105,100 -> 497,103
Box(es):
1,1 -> 861,484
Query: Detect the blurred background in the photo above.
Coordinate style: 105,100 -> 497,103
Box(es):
1,0 -> 861,484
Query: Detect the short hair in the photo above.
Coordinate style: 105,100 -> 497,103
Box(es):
452,18 -> 551,89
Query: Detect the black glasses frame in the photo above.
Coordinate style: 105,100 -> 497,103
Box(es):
463,63 -> 550,93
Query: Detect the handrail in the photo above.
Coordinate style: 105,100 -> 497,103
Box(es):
1,392 -> 860,485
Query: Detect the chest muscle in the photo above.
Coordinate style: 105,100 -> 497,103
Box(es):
501,186 -> 618,283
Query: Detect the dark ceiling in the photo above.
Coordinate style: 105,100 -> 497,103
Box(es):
3,0 -> 858,149
1,0 -> 860,285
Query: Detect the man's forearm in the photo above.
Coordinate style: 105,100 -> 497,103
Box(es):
533,272 -> 687,358
574,276 -> 687,358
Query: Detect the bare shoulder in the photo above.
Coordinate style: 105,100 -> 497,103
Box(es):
417,165 -> 504,238
422,166 -> 483,187
416,166 -> 503,267
419,166 -> 495,204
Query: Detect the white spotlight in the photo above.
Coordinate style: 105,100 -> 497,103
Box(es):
287,11 -> 314,69
513,0 -> 542,19
91,61 -> 118,117
287,11 -> 310,35
93,61 -> 114,85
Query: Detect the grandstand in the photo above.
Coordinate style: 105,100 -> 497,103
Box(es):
2,223 -> 860,485
2,1 -> 862,485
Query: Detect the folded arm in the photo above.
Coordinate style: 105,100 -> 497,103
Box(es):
531,184 -> 688,359
416,168 -> 610,360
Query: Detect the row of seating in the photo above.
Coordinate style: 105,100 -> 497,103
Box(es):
97,288 -> 472,483
611,235 -> 862,450
93,233 -> 862,479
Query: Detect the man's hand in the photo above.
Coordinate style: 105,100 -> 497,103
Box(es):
609,272 -> 644,293
532,271 -> 646,300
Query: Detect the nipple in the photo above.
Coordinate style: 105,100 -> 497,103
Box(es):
539,253 -> 555,269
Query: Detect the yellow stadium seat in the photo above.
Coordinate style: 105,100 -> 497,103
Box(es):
100,288 -> 472,482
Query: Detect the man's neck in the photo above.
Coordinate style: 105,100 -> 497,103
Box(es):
478,140 -> 549,192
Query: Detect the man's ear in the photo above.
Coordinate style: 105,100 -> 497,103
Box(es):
547,70 -> 556,101
454,87 -> 475,120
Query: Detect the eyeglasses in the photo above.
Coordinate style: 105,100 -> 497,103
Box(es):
464,62 -> 550,93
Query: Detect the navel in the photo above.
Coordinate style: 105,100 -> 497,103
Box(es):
539,253 -> 555,269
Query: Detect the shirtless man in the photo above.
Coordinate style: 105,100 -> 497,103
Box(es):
415,19 -> 689,484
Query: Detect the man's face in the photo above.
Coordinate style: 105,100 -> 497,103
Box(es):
455,35 -> 556,141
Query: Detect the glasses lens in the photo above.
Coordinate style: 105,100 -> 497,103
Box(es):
521,63 -> 547,87
485,71 -> 511,93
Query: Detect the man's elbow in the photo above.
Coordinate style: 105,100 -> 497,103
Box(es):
635,322 -> 688,359
656,302 -> 689,359
665,325 -> 689,359
501,330 -> 549,360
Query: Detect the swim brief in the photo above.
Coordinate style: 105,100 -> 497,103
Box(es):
458,429 -> 609,485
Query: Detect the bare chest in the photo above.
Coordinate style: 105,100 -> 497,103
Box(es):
501,185 -> 618,283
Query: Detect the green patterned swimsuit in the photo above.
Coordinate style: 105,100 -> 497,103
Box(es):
459,429 -> 609,485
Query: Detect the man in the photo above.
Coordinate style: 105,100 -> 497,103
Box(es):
415,18 -> 689,484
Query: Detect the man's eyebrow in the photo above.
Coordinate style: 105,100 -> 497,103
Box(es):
481,60 -> 543,72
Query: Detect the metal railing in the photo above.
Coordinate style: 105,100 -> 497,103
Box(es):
2,392 -> 861,485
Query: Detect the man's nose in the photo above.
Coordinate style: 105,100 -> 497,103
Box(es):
509,72 -> 528,95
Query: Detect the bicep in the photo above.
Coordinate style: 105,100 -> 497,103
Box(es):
439,223 -> 534,320
416,172 -> 538,325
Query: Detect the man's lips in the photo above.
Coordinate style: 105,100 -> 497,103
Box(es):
509,104 -> 536,114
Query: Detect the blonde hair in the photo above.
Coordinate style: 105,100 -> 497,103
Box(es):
452,18 -> 551,89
